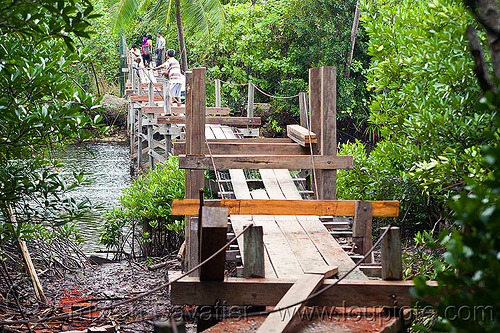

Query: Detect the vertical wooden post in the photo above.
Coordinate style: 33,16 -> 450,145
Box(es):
147,82 -> 154,170
137,108 -> 143,169
309,66 -> 337,200
163,80 -> 172,158
215,79 -> 221,108
131,64 -> 137,90
352,201 -> 373,263
299,92 -> 309,128
138,75 -> 143,95
129,102 -> 135,155
199,207 -> 228,281
247,83 -> 254,118
244,225 -> 265,278
184,68 -> 206,275
381,227 -> 402,280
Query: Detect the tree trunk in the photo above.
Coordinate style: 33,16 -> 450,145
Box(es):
175,0 -> 188,73
344,0 -> 361,78
476,0 -> 500,77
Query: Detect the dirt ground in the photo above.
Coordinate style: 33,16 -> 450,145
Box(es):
0,258 -> 194,333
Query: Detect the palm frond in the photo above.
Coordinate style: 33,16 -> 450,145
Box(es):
109,0 -> 141,33
144,0 -> 176,29
182,0 -> 226,36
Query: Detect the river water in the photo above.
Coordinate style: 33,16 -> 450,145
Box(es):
55,142 -> 133,253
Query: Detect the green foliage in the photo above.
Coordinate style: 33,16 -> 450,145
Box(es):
100,157 -> 185,251
337,140 -> 428,231
189,0 -> 369,125
0,0 -> 107,240
361,0 -> 488,198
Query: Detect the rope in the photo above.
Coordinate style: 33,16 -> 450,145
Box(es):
251,82 -> 300,100
218,79 -> 248,87
137,67 -> 165,101
307,98 -> 320,199
224,225 -> 394,320
0,224 -> 253,326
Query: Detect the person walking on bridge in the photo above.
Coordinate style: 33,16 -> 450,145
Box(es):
155,32 -> 165,67
153,49 -> 183,107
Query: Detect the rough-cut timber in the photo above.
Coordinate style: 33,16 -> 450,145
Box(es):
141,106 -> 230,115
172,199 -> 400,217
173,141 -> 309,156
130,95 -> 163,102
287,124 -> 317,146
256,267 -> 338,333
170,277 -> 437,307
156,115 -> 261,125
178,155 -> 353,170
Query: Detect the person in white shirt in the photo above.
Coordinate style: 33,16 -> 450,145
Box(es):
129,44 -> 141,64
153,49 -> 183,107
155,32 -> 166,67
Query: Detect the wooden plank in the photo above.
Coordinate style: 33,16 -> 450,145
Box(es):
156,115 -> 261,125
176,138 -> 295,144
8,205 -> 47,304
173,141 -> 309,156
287,124 -> 317,146
309,66 -> 337,200
126,82 -> 163,88
176,106 -> 230,115
381,227 -> 403,280
243,225 -> 265,278
353,200 -> 373,263
296,215 -> 367,279
143,106 -> 231,115
170,277 -> 438,307
184,69 -> 206,275
178,155 -> 353,170
172,199 -> 400,217
130,95 -> 164,102
199,207 -> 228,281
260,169 -> 329,273
250,190 -> 303,278
256,270 -> 334,333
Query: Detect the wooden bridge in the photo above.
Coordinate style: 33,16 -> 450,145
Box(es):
122,56 -> 435,332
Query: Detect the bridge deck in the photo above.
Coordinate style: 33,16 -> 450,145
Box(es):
206,124 -> 366,279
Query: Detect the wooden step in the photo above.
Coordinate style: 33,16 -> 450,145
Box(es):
329,230 -> 353,237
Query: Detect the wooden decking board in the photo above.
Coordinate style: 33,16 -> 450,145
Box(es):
259,170 -> 329,274
250,190 -> 302,278
256,273 -> 327,333
271,168 -> 367,280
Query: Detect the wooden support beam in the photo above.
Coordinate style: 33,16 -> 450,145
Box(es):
353,201 -> 373,263
126,81 -> 163,88
215,79 -> 221,107
130,95 -> 164,102
156,115 -> 261,126
257,267 -> 337,333
173,141 -> 308,156
178,155 -> 353,170
172,199 -> 400,217
299,92 -> 308,128
247,83 -> 254,117
184,68 -> 206,275
381,227 -> 403,280
8,205 -> 47,304
170,277 -> 437,307
287,124 -> 317,146
199,207 -> 228,281
243,225 -> 265,278
309,66 -> 337,200
141,106 -> 230,115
